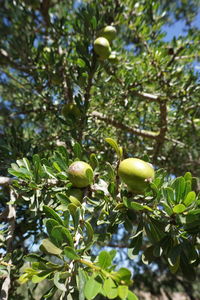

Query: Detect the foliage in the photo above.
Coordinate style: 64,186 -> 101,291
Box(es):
0,0 -> 200,299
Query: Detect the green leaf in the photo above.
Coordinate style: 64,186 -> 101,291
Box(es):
77,58 -> 86,68
84,277 -> 102,300
78,268 -> 88,300
51,226 -> 74,248
54,272 -> 67,292
105,138 -> 122,159
103,277 -> 118,299
84,221 -> 94,244
98,251 -> 112,269
32,271 -> 51,283
127,290 -> 139,300
106,162 -> 115,180
123,199 -> 144,211
116,268 -> 132,284
41,239 -> 62,256
43,205 -> 64,225
184,191 -> 196,207
25,254 -> 47,264
118,285 -> 128,299
63,246 -> 80,260
89,153 -> 99,170
172,177 -> 185,203
73,142 -> 82,159
45,219 -> 59,236
173,204 -> 186,214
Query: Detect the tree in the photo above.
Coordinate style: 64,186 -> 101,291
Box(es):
0,0 -> 200,299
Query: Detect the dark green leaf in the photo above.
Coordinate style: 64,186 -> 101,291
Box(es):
43,205 -> 64,225
63,246 -> 80,260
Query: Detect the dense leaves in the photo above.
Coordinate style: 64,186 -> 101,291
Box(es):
0,0 -> 200,299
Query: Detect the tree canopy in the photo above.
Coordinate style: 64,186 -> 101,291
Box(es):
0,0 -> 200,299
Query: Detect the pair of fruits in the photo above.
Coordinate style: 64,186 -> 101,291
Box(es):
93,25 -> 117,61
67,158 -> 155,195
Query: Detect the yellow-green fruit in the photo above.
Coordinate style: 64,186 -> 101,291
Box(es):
94,37 -> 111,59
67,188 -> 83,206
62,103 -> 81,119
68,161 -> 94,188
118,158 -> 155,194
99,26 -> 117,42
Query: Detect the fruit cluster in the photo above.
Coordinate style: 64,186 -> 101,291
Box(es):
67,158 -> 155,202
93,25 -> 118,62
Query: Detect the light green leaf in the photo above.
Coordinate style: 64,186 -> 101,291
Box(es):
32,271 -> 51,283
184,191 -> 196,207
103,277 -> 118,299
41,239 -> 62,255
105,138 -> 122,159
127,290 -> 139,300
118,285 -> 128,299
173,204 -> 186,214
98,251 -> 112,269
84,277 -> 102,300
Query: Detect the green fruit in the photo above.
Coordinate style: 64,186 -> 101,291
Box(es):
94,37 -> 111,59
62,103 -> 81,119
68,161 -> 94,188
67,188 -> 83,206
99,26 -> 117,42
108,52 -> 119,63
118,158 -> 155,194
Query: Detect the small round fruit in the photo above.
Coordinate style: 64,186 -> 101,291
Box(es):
68,161 -> 94,188
99,26 -> 117,42
118,158 -> 155,194
62,103 -> 81,119
67,188 -> 83,206
94,37 -> 111,59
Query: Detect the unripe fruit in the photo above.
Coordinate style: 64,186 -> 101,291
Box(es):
108,52 -> 119,64
68,161 -> 94,188
94,37 -> 111,59
62,103 -> 81,119
99,26 -> 117,42
118,158 -> 155,194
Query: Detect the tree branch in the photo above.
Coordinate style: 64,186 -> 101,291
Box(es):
91,111 -> 159,139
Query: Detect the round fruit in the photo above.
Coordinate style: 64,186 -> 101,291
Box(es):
94,37 -> 111,59
62,103 -> 81,119
68,161 -> 94,188
118,158 -> 155,194
99,26 -> 117,42
67,188 -> 83,206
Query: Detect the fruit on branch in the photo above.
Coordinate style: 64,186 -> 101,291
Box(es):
68,161 -> 94,188
108,52 -> 119,63
99,26 -> 117,42
118,158 -> 155,194
94,37 -> 111,59
67,188 -> 84,205
62,103 -> 81,119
